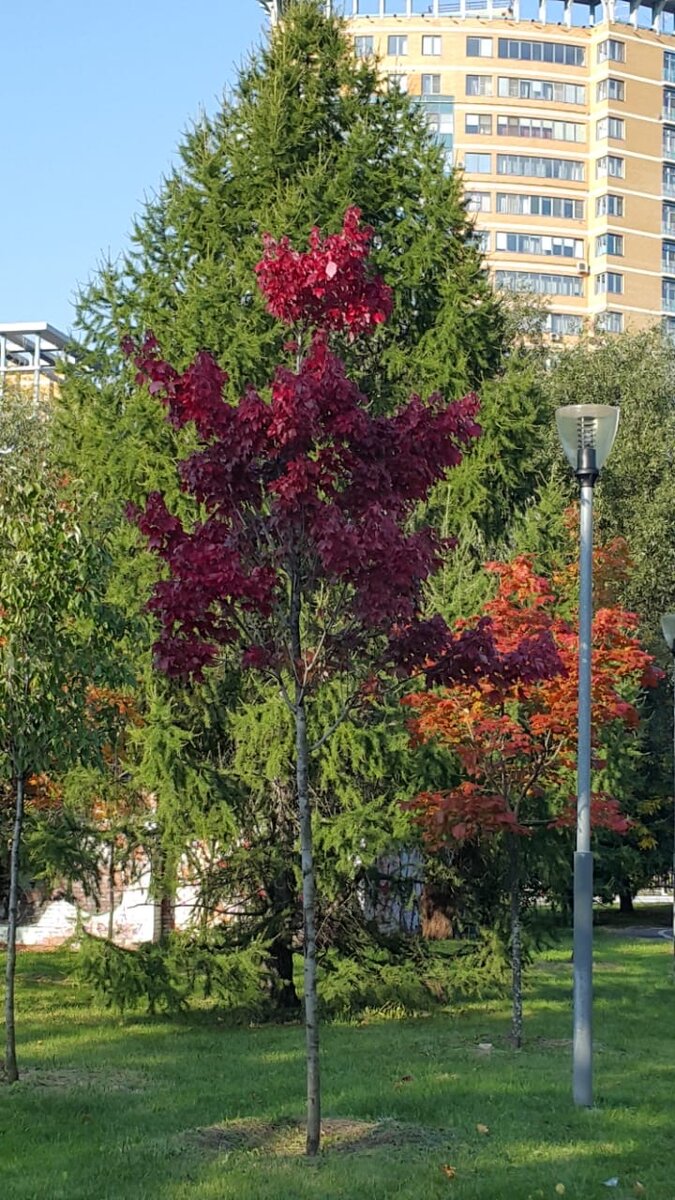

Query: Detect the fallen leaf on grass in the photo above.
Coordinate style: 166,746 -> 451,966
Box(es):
603,1179 -> 619,1188
555,1186 -> 566,1196
394,1074 -> 414,1087
476,1123 -> 490,1135
633,1184 -> 645,1195
441,1165 -> 457,1179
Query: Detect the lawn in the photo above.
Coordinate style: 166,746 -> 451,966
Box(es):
1,928 -> 673,1200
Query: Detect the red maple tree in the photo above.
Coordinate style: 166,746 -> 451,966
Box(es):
124,208 -> 494,1154
404,548 -> 660,1046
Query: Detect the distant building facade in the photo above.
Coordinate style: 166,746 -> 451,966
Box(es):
277,1 -> 675,336
0,322 -> 72,403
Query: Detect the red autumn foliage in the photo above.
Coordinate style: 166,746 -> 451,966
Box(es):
124,208 -> 487,685
405,549 -> 660,847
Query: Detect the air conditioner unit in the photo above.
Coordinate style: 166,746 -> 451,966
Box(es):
577,263 -> 590,274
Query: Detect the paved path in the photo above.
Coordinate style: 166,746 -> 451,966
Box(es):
606,925 -> 673,941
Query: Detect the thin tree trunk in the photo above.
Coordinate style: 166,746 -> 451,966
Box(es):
290,563 -> 321,1157
508,834 -> 523,1050
108,844 -> 116,943
618,888 -> 634,915
5,773 -> 25,1084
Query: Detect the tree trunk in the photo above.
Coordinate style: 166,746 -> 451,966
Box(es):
290,564 -> 321,1157
619,888 -> 634,915
508,834 -> 523,1050
271,922 -> 301,1012
108,844 -> 116,943
4,773 -> 25,1084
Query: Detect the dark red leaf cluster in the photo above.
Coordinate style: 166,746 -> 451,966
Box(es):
255,207 -> 392,336
125,211 -> 486,680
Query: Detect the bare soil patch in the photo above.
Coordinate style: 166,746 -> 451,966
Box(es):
189,1116 -> 452,1158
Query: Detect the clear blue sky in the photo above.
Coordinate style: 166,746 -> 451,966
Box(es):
0,1 -> 267,334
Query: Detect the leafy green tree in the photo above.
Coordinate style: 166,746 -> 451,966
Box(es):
0,400 -> 126,1084
539,328 -> 675,902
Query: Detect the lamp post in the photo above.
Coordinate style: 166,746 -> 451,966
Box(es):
660,613 -> 675,961
555,403 -> 620,1109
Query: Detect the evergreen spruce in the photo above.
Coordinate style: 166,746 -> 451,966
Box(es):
53,1 -> 545,1004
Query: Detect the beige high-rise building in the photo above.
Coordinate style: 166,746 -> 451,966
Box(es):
324,0 -> 675,336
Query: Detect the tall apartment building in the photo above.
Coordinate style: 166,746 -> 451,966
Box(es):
318,0 -> 675,336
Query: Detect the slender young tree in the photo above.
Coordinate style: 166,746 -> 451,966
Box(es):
127,210 -> 495,1154
0,414 -> 125,1083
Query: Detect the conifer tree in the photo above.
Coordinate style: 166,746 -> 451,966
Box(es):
53,1 -> 544,1000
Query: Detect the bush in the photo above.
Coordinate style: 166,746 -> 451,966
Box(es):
76,930 -> 270,1018
77,935 -> 187,1014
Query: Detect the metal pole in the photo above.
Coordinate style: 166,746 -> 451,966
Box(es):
573,481 -> 594,1108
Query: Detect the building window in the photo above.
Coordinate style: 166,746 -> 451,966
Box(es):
354,36 -> 374,58
422,74 -> 441,95
665,51 -> 675,83
467,37 -> 493,58
466,75 -> 493,97
496,232 -> 584,257
663,278 -> 675,311
387,73 -> 408,93
663,240 -> 675,272
665,90 -> 675,121
498,77 -> 585,105
663,202 -> 675,234
596,311 -> 623,333
663,315 -> 675,337
596,78 -> 625,102
497,155 -> 584,181
595,271 -> 623,294
466,190 -> 491,212
472,230 -> 490,253
495,270 -> 583,296
596,155 -> 624,178
596,233 -> 624,256
597,117 -> 624,141
596,194 -> 624,218
464,153 -> 491,173
664,127 -> 675,159
598,39 -> 624,63
466,112 -> 492,135
387,35 -> 408,57
422,35 -> 442,56
498,39 -> 584,66
496,193 -> 583,219
548,313 -> 583,335
497,116 -> 584,143
665,164 -> 675,195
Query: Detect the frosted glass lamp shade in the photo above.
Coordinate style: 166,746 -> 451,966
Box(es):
662,614 -> 675,652
555,404 -> 620,475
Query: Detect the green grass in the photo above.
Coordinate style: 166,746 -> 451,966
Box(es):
1,931 -> 673,1200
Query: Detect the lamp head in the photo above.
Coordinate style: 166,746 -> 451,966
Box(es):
662,613 -> 675,654
555,404 -> 620,485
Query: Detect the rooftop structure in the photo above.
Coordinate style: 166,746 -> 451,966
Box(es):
0,322 -> 72,402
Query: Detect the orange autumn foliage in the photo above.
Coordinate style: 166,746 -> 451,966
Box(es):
405,548 -> 661,846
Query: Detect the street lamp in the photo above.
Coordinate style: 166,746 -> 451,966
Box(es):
556,403 -> 620,1109
660,613 -> 675,963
